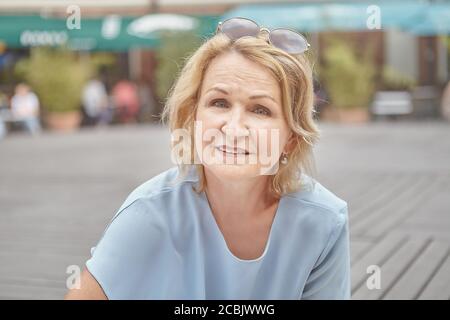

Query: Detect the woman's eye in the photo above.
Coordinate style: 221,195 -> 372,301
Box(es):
210,99 -> 228,108
209,100 -> 271,116
253,106 -> 271,116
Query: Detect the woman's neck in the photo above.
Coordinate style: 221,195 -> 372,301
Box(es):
203,167 -> 279,222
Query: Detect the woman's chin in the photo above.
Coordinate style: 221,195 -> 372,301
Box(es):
204,163 -> 262,181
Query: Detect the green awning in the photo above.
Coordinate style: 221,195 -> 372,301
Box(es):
409,3 -> 450,35
0,14 -> 219,51
220,1 -> 450,35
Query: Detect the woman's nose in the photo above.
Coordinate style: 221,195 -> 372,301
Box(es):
221,106 -> 249,137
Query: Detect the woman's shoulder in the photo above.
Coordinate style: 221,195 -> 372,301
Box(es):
115,166 -> 197,214
281,175 -> 350,267
283,173 -> 348,223
90,166 -> 197,255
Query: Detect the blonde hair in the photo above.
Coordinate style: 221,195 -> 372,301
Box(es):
161,32 -> 321,197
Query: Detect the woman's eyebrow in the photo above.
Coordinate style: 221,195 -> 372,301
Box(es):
206,87 -> 229,95
249,94 -> 276,103
206,86 -> 277,102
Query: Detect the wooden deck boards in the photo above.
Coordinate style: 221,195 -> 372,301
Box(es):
1,122 -> 449,299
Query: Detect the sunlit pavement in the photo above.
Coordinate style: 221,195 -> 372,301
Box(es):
0,121 -> 449,299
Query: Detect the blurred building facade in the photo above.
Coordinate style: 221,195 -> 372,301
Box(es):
1,0 -> 449,122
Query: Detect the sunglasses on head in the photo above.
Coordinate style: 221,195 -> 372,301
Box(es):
216,17 -> 310,55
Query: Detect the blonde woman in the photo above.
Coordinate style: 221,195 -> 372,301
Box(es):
65,17 -> 350,300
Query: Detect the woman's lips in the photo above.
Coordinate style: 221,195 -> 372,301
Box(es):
215,145 -> 250,155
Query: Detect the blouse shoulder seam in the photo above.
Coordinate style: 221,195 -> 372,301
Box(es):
114,178 -> 196,217
284,195 -> 347,217
137,178 -> 197,202
107,179 -> 195,228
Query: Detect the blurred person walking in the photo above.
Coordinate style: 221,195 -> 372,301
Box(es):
82,77 -> 112,127
10,83 -> 41,135
112,79 -> 140,124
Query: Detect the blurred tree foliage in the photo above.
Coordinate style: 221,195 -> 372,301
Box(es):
155,31 -> 202,103
14,47 -> 93,113
320,37 -> 376,109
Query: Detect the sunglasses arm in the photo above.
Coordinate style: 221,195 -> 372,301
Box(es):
215,21 -> 223,34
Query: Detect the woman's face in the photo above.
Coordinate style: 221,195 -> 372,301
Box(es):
195,51 -> 294,182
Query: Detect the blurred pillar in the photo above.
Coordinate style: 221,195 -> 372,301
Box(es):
128,48 -> 159,119
385,29 -> 418,81
418,36 -> 438,85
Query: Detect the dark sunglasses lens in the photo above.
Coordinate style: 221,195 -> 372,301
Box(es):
270,29 -> 309,54
221,18 -> 259,40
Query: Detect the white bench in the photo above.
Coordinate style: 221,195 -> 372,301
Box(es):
370,91 -> 413,119
0,109 -> 39,137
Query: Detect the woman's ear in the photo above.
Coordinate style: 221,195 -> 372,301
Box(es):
283,132 -> 297,154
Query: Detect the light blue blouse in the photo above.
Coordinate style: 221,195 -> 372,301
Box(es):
86,166 -> 350,300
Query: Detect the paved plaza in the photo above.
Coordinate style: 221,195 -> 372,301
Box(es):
0,121 -> 449,299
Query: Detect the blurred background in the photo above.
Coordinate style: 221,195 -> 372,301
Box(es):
0,0 -> 449,300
